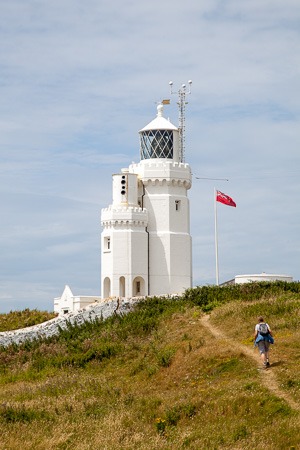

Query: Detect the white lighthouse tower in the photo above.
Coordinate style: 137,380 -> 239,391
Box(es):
101,89 -> 192,298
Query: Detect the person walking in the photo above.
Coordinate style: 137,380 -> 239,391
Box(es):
254,316 -> 274,369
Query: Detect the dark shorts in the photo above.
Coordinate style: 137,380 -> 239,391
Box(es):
258,340 -> 270,355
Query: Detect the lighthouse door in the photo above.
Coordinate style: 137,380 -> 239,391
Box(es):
133,277 -> 145,297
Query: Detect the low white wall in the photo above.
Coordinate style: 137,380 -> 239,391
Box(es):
0,298 -> 139,348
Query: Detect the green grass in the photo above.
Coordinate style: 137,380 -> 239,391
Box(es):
0,283 -> 299,449
0,308 -> 57,332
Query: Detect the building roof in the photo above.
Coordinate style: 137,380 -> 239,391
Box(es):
235,273 -> 292,278
139,103 -> 178,132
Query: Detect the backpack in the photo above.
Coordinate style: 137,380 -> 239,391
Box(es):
258,323 -> 269,336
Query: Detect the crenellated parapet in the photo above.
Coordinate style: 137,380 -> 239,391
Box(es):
101,221 -> 147,229
130,160 -> 190,170
142,178 -> 191,188
129,160 -> 192,190
101,205 -> 146,214
101,205 -> 148,228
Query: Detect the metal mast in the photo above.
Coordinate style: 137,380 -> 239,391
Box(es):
169,80 -> 192,162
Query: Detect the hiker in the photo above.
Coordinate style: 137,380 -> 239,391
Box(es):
254,316 -> 274,369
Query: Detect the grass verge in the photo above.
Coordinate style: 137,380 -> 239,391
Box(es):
0,283 -> 299,449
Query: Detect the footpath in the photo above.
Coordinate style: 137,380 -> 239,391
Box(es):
200,314 -> 300,412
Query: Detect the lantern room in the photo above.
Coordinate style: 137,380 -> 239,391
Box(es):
139,103 -> 179,162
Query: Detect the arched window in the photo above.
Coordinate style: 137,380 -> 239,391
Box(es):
132,276 -> 145,297
119,276 -> 125,297
103,277 -> 111,298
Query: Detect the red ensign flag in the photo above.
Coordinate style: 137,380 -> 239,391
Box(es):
216,190 -> 236,207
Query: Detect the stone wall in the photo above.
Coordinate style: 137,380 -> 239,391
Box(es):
0,298 -> 139,348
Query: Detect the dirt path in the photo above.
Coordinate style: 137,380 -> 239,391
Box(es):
200,314 -> 300,412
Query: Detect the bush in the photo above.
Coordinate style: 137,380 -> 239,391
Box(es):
0,404 -> 51,423
165,407 -> 181,426
184,282 -> 300,311
0,309 -> 57,332
156,347 -> 176,368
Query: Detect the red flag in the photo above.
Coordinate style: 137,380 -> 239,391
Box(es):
216,190 -> 236,207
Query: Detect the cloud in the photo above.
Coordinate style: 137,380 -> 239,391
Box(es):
0,0 -> 299,312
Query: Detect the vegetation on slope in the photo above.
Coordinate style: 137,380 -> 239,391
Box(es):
0,282 -> 299,449
0,308 -> 57,332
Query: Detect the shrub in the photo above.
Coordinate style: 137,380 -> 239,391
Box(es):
233,425 -> 248,442
0,404 -> 51,423
181,402 -> 197,418
0,309 -> 57,332
156,347 -> 176,368
165,407 -> 181,426
184,282 -> 300,311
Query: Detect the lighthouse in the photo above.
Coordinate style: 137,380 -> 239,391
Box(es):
101,91 -> 192,298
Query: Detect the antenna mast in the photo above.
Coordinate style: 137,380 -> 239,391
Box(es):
169,80 -> 192,162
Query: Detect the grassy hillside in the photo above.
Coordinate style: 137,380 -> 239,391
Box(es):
0,283 -> 299,449
0,309 -> 57,332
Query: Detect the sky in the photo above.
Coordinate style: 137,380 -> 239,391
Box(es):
0,0 -> 299,312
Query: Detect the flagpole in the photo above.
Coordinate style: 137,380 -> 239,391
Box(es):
214,187 -> 219,286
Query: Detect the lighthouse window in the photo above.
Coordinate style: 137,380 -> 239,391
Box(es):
136,281 -> 141,294
121,176 -> 126,195
140,130 -> 173,160
104,236 -> 111,252
175,200 -> 181,211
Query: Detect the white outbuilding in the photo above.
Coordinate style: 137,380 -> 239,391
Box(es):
54,285 -> 102,315
234,273 -> 293,284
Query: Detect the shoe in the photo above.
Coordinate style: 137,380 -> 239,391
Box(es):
266,362 -> 270,367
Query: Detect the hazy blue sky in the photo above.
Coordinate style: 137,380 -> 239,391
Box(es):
1,0 -> 299,312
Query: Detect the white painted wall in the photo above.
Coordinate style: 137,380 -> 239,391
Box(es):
235,273 -> 293,284
112,172 -> 139,207
130,159 -> 192,296
101,204 -> 148,298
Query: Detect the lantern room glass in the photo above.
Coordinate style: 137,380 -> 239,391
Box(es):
140,130 -> 173,160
